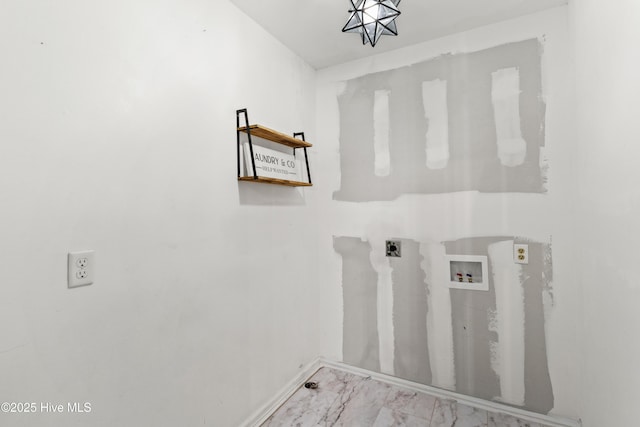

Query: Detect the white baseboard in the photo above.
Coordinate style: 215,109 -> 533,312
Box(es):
240,357 -> 581,427
239,357 -> 324,427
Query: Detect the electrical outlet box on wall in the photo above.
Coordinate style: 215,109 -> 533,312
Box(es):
386,240 -> 401,257
445,255 -> 489,291
514,244 -> 529,264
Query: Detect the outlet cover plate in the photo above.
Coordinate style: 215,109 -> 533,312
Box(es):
68,250 -> 95,288
514,244 -> 529,264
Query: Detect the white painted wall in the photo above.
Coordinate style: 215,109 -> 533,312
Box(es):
0,1 -> 318,425
572,1 -> 640,426
7,1 -> 628,424
316,6 -> 581,419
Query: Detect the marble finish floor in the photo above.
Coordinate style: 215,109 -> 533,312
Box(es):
262,367 -> 551,427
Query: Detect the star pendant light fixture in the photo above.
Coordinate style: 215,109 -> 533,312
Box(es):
342,0 -> 401,47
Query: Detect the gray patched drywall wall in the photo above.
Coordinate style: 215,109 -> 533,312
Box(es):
390,240 -> 432,384
335,237 -> 381,372
446,237 -> 501,403
334,38 -> 546,202
445,237 -> 554,413
334,235 -> 554,414
522,242 -> 554,413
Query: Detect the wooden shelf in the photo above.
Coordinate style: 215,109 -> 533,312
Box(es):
238,124 -> 312,148
236,109 -> 313,187
238,176 -> 313,187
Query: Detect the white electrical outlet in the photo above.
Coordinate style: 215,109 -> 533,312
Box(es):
514,244 -> 529,264
68,250 -> 95,288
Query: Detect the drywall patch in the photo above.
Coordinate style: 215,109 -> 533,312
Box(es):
369,237 -> 395,375
445,236 -> 554,414
334,38 -> 546,201
445,237 -> 502,403
334,237 -> 381,372
522,241 -> 554,414
391,239 -> 432,384
488,240 -> 526,406
492,68 -> 527,167
422,242 -> 456,390
422,79 -> 450,170
335,234 -> 553,414
542,243 -> 555,309
373,90 -> 392,177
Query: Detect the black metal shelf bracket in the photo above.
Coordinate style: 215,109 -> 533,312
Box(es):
236,108 -> 258,180
293,132 -> 312,185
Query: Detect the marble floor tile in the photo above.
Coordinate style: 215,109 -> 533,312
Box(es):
309,367 -> 360,395
262,368 -> 355,426
323,376 -> 392,426
261,368 -> 556,427
383,386 -> 438,421
372,406 -> 429,427
487,412 -> 550,427
430,398 -> 488,427
261,385 -> 340,427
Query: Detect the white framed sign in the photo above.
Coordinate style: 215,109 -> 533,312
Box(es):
243,142 -> 301,181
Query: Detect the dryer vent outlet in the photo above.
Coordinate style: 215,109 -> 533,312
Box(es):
386,240 -> 401,257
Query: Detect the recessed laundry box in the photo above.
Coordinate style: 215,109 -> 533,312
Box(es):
445,255 -> 489,291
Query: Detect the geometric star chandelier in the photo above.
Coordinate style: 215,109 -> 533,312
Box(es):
342,0 -> 401,47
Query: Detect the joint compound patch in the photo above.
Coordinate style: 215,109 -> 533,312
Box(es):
334,39 -> 546,202
334,235 -> 554,414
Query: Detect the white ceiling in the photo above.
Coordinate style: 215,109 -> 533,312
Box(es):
228,0 -> 568,69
